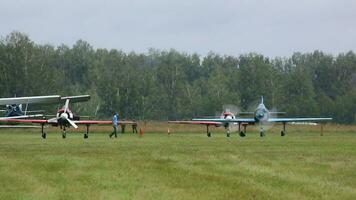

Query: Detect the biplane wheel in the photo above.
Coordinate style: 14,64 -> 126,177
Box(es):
239,131 -> 246,137
207,132 -> 211,137
42,133 -> 46,139
260,132 -> 265,137
227,133 -> 230,137
84,133 -> 88,139
62,133 -> 66,139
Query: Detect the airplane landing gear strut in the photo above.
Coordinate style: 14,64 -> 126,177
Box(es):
84,125 -> 90,139
281,122 -> 286,136
226,126 -> 230,137
41,123 -> 46,139
206,125 -> 211,137
62,127 -> 66,139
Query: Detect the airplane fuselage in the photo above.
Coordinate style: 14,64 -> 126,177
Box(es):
254,103 -> 269,123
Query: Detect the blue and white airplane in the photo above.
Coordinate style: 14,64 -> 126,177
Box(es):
171,97 -> 332,137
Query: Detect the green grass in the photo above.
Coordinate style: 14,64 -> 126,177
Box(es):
0,127 -> 356,200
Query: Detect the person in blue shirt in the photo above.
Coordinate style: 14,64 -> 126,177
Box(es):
109,112 -> 118,138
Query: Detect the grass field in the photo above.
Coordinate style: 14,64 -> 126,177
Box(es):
0,124 -> 355,200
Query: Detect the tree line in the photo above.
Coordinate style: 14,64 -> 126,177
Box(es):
0,31 -> 355,123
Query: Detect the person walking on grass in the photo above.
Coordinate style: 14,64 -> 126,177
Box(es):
110,112 -> 118,138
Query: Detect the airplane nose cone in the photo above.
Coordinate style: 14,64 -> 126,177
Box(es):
61,113 -> 68,119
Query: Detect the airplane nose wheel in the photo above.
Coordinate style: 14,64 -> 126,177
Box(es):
260,132 -> 265,137
62,128 -> 66,139
259,125 -> 265,137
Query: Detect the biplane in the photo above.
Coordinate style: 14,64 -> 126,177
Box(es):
0,95 -> 136,139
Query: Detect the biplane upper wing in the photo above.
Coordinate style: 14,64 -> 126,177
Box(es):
0,95 -> 61,105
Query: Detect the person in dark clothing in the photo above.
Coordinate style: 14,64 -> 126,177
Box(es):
132,120 -> 138,133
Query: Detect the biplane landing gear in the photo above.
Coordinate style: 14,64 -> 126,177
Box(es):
84,125 -> 90,139
41,124 -> 46,139
281,122 -> 286,136
62,127 -> 66,139
206,125 -> 211,137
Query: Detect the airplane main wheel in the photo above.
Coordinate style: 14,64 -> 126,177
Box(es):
260,132 -> 265,137
62,133 -> 66,139
207,132 -> 211,137
227,133 -> 230,137
84,134 -> 88,139
239,131 -> 246,137
281,131 -> 285,136
42,133 -> 46,139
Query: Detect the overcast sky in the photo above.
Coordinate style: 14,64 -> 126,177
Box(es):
1,0 -> 355,57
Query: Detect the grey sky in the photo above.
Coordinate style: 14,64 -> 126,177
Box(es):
1,0 -> 355,57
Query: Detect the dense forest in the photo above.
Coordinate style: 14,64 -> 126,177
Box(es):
0,32 -> 355,123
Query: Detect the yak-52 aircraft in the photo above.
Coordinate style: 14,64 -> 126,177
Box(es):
169,110 -> 249,137
0,95 -> 61,120
0,95 -> 136,139
170,97 -> 332,137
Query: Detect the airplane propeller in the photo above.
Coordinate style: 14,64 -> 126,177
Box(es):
222,104 -> 241,132
55,99 -> 78,129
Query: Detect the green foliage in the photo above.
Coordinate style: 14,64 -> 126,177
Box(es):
0,31 -> 355,123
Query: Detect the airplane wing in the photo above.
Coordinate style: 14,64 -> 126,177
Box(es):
191,118 -> 256,123
168,121 -> 222,125
0,95 -> 61,105
73,120 -> 137,125
268,118 -> 332,123
0,118 -> 137,126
